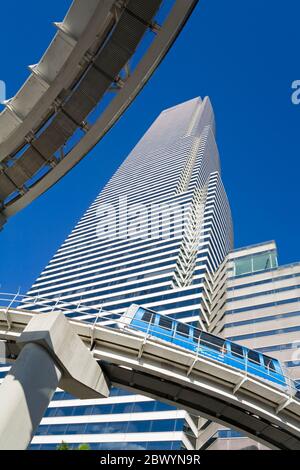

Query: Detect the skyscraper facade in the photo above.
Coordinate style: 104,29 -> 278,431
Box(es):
24,97 -> 233,449
198,241 -> 300,450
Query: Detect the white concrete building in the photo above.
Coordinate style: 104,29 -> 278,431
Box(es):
199,241 -> 300,449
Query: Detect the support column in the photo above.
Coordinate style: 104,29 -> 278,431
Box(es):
0,310 -> 110,449
0,342 -> 62,450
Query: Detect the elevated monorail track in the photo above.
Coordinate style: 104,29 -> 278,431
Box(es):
0,301 -> 300,450
0,0 -> 198,228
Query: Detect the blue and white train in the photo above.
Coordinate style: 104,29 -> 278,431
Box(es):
119,304 -> 290,390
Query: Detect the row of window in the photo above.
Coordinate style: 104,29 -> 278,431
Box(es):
52,387 -> 132,401
44,400 -> 175,418
226,297 -> 300,315
285,361 -> 300,368
54,218 -> 184,263
39,244 -> 213,293
257,343 -> 297,354
30,271 -> 174,298
227,272 -> 300,292
228,325 -> 300,342
44,240 -> 181,275
32,276 -> 173,304
32,257 -> 177,292
25,287 -> 203,314
67,189 -> 193,246
227,284 -> 300,303
29,441 -> 185,451
36,419 -> 185,436
233,252 -> 278,277
140,310 -> 277,370
225,310 -> 300,329
217,430 -> 244,439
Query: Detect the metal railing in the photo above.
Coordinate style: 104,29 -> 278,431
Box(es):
0,291 -> 109,319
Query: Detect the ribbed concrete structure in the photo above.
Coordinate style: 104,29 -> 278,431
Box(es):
0,0 -> 199,227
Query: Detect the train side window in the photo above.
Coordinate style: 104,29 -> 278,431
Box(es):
193,328 -> 201,342
247,350 -> 261,365
141,311 -> 155,324
176,322 -> 190,337
201,332 -> 226,352
230,343 -> 244,359
159,316 -> 173,330
263,356 -> 276,372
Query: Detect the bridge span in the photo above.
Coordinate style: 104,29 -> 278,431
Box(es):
0,0 -> 198,228
0,302 -> 300,450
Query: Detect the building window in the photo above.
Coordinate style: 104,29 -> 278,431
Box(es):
234,257 -> 252,276
233,251 -> 278,277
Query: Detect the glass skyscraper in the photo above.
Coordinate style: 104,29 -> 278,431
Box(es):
24,97 -> 233,449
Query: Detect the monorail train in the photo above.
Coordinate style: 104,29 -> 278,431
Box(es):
119,304 -> 289,390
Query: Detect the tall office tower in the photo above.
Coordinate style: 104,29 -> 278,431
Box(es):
198,241 -> 300,450
23,97 -> 233,450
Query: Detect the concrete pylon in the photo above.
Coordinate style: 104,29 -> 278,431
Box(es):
0,312 -> 110,450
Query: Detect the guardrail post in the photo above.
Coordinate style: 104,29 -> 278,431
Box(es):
4,289 -> 20,329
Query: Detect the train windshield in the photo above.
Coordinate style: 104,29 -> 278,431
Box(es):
141,310 -> 156,324
247,350 -> 260,365
263,355 -> 276,372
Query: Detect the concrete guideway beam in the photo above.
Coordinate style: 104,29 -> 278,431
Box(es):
1,306 -> 300,450
0,312 -> 110,450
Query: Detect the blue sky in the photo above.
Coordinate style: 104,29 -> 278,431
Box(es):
0,0 -> 299,293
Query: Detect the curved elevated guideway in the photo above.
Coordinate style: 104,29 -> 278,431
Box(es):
0,293 -> 300,450
0,0 -> 198,228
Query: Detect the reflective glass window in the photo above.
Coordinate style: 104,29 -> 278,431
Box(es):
159,316 -> 173,330
247,350 -> 261,365
201,332 -> 225,352
230,343 -> 244,359
176,322 -> 190,337
234,256 -> 252,276
253,253 -> 271,272
263,355 -> 276,372
141,310 -> 155,323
